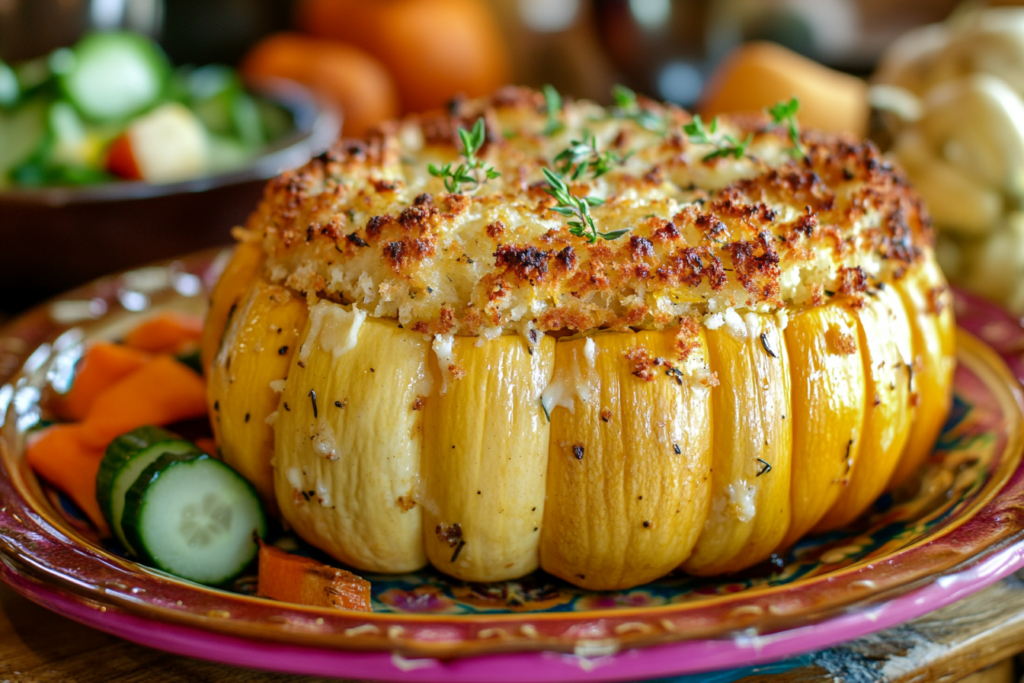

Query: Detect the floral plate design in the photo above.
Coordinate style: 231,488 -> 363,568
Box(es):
1,249 -> 1024,682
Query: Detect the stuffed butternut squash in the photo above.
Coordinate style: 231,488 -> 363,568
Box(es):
205,87 -> 954,590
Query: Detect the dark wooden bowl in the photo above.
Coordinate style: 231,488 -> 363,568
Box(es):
0,81 -> 339,313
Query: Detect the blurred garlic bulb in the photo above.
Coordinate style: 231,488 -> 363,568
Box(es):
877,10 -> 1024,98
891,75 -> 1024,235
873,23 -> 951,96
873,8 -> 1024,313
961,212 -> 1024,313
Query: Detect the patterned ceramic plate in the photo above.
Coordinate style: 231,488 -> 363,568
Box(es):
2,250 -> 1024,683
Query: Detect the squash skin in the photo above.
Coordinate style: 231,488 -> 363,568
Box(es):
781,303 -> 867,549
815,285 -> 916,531
208,256 -> 956,586
420,334 -> 554,581
888,258 -> 957,489
207,277 -> 307,511
200,241 -> 264,378
539,327 -> 712,591
274,313 -> 430,574
684,315 -> 792,576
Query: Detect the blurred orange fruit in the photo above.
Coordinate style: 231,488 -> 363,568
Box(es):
296,0 -> 511,113
241,32 -> 400,137
699,42 -> 869,137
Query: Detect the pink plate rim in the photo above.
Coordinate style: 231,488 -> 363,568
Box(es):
2,259 -> 1024,681
3,538 -> 1024,682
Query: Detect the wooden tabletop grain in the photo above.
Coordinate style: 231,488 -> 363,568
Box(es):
1,574 -> 1023,683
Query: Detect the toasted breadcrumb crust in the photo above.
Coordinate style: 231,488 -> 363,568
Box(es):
243,86 -> 934,335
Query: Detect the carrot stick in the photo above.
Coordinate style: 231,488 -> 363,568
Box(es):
257,542 -> 371,611
78,355 -> 207,450
25,425 -> 108,532
124,311 -> 204,354
194,437 -> 217,456
55,342 -> 151,421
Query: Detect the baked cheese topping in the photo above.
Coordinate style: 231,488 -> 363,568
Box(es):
243,86 -> 933,335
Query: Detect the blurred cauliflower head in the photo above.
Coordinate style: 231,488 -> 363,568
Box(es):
874,8 -> 1024,312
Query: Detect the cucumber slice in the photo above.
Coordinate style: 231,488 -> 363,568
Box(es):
60,32 -> 170,122
123,453 -> 266,585
96,426 -> 200,552
0,60 -> 19,108
0,99 -> 47,178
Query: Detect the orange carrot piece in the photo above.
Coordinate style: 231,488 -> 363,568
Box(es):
25,424 -> 108,532
124,312 -> 204,354
257,542 -> 371,611
194,437 -> 217,456
78,355 -> 207,450
55,342 -> 151,421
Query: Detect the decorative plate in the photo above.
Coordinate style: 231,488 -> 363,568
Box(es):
2,250 -> 1024,683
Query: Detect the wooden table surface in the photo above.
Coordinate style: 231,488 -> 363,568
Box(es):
3,572 -> 1024,683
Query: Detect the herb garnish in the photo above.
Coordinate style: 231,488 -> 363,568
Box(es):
757,457 -> 772,476
683,114 -> 753,161
542,84 -> 564,136
768,97 -> 804,157
553,132 -> 623,181
610,84 -> 664,132
428,117 -> 501,194
542,167 -> 629,243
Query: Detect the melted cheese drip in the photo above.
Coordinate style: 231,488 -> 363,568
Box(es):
541,342 -> 598,417
310,416 -> 339,460
727,482 -> 757,524
299,301 -> 368,363
286,467 -> 303,491
432,334 -> 455,394
316,481 -> 332,507
583,337 -> 597,367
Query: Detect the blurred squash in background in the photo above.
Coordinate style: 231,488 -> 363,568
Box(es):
295,0 -> 511,112
241,33 -> 399,136
699,41 -> 869,137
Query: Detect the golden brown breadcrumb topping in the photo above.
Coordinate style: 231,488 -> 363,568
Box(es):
242,86 -> 933,335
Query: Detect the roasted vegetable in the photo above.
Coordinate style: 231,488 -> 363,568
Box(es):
208,278 -> 307,509
421,333 -> 553,582
274,308 -> 429,573
208,88 -> 955,589
684,315 -> 791,575
540,328 -> 712,590
257,541 -> 371,611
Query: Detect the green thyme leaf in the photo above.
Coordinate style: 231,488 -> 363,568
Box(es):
612,84 -> 637,108
541,167 -> 626,243
543,84 -> 564,136
768,96 -> 804,158
609,84 -> 664,133
428,117 -> 501,193
553,132 -> 623,181
683,114 -> 753,162
599,228 -> 631,240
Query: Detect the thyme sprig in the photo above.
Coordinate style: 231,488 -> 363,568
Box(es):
428,117 -> 500,193
542,167 -> 629,243
553,132 -> 623,181
610,84 -> 665,132
683,114 -> 753,161
768,96 -> 805,158
542,84 -> 564,136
